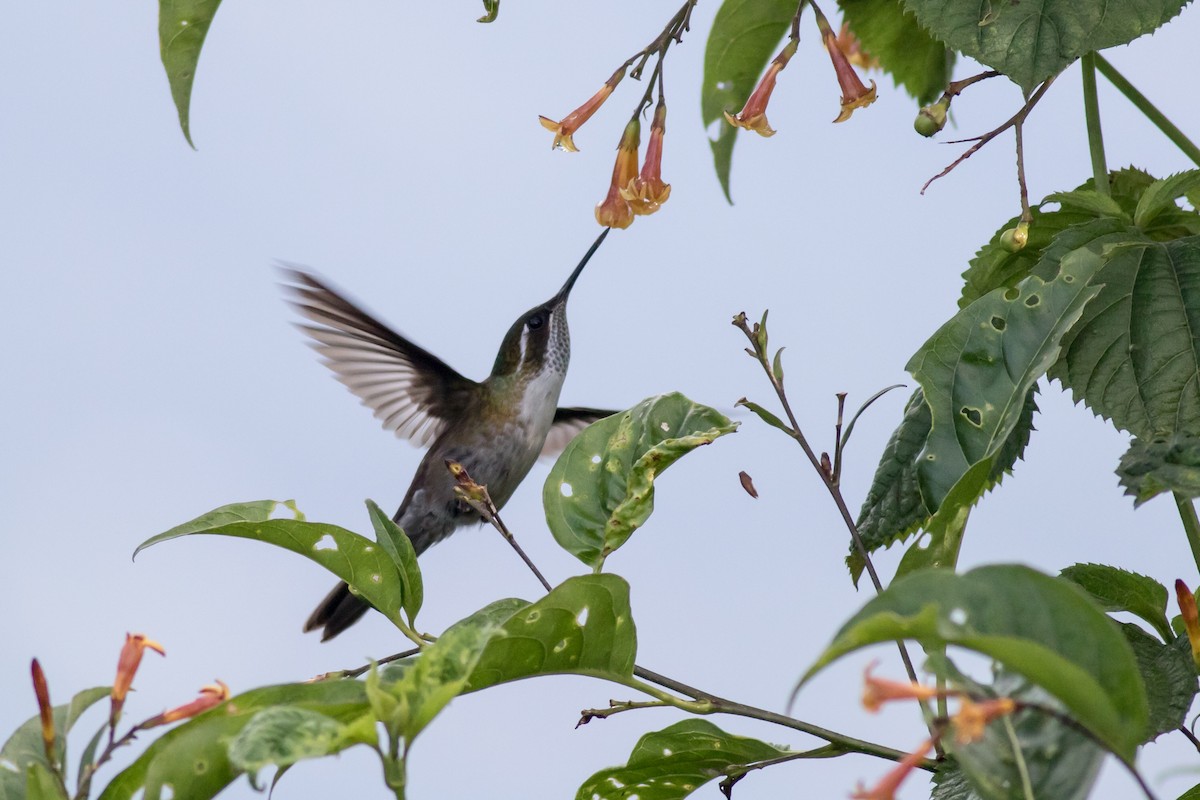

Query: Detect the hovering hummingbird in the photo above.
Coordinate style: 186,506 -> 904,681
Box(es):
283,229 -> 616,640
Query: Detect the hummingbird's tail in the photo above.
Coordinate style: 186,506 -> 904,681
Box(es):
303,582 -> 370,641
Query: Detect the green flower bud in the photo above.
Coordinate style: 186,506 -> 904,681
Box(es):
914,97 -> 951,138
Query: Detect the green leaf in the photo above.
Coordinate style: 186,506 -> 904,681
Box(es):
575,719 -> 789,800
839,0 -> 953,104
908,245 -> 1102,512
850,387 -> 1035,585
947,672 -> 1103,800
382,599 -> 527,742
701,0 -> 795,202
365,500 -> 424,626
1051,235 -> 1200,439
736,398 -> 792,435
227,706 -> 373,776
1042,190 -> 1130,222
1180,783 -> 1200,800
1118,433 -> 1200,507
1121,623 -> 1197,742
467,574 -> 636,691
899,0 -> 1188,93
23,764 -> 66,800
544,393 -> 737,570
158,0 -> 224,147
800,564 -> 1148,759
98,681 -> 370,800
136,500 -> 408,629
1135,171 -> 1200,228
476,0 -> 499,23
931,761 -> 980,800
1060,563 -> 1172,641
0,686 -> 109,800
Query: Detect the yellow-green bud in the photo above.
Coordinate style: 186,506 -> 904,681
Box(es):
914,97 -> 951,137
999,221 -> 1030,253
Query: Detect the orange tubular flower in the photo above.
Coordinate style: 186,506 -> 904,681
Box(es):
851,738 -> 933,800
724,39 -> 799,137
861,662 -> 941,712
539,67 -> 625,153
951,697 -> 1017,744
1177,580 -> 1200,667
620,100 -> 671,215
110,633 -> 165,725
142,680 -> 230,729
31,659 -> 55,761
594,119 -> 640,229
815,10 -> 877,123
836,22 -> 879,70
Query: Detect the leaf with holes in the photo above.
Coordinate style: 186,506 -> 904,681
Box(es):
800,565 -> 1148,759
159,0 -> 224,147
1051,235 -> 1200,439
1,686 -> 109,800
97,682 -> 371,800
1121,624 -> 1197,742
366,499 -> 423,625
135,500 -> 408,630
840,0 -> 953,105
575,719 -> 789,800
467,574 -> 636,691
701,0 -> 795,202
901,0 -> 1188,92
1117,433 -> 1200,507
849,387 -> 1035,585
909,243 -> 1103,513
381,599 -> 527,742
544,393 -> 737,570
227,706 -> 375,778
1060,563 -> 1172,641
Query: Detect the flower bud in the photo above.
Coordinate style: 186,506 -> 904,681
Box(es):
914,97 -> 951,137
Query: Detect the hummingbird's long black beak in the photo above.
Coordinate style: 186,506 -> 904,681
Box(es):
554,227 -> 610,302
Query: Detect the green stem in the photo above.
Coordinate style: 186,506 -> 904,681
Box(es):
1003,715 -> 1036,800
1093,53 -> 1200,168
1081,53 -> 1109,196
1175,493 -> 1200,577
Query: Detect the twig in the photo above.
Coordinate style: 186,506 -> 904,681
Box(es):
921,74 -> 1058,195
719,745 -> 842,797
577,699 -> 669,727
1178,724 -> 1200,755
446,460 -> 553,592
943,70 -> 1001,100
1014,116 -> 1032,224
334,648 -> 422,681
732,314 -> 938,754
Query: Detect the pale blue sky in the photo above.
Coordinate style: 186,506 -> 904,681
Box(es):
4,3 -> 1200,798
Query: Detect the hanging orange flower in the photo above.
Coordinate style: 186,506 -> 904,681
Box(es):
141,681 -> 230,728
815,9 -> 877,123
594,119 -> 640,229
724,40 -> 799,137
951,697 -> 1017,744
861,662 -> 941,712
539,67 -> 625,152
620,100 -> 671,215
109,633 -> 165,725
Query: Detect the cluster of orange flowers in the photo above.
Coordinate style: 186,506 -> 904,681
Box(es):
31,632 -> 231,768
727,8 -> 877,136
540,73 -> 671,230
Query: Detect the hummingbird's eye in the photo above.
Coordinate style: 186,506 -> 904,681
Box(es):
526,313 -> 545,330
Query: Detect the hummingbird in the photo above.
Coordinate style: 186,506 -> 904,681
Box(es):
283,229 -> 616,640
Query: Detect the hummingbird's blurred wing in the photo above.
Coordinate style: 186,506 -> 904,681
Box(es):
541,407 -> 620,459
282,268 -> 480,448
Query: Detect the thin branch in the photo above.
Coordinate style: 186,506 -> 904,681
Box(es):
922,74 -> 1058,195
943,69 -> 1001,100
720,745 -> 843,797
334,648 -> 422,681
1014,116 -> 1031,224
1178,724 -> 1200,756
446,460 -> 553,592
